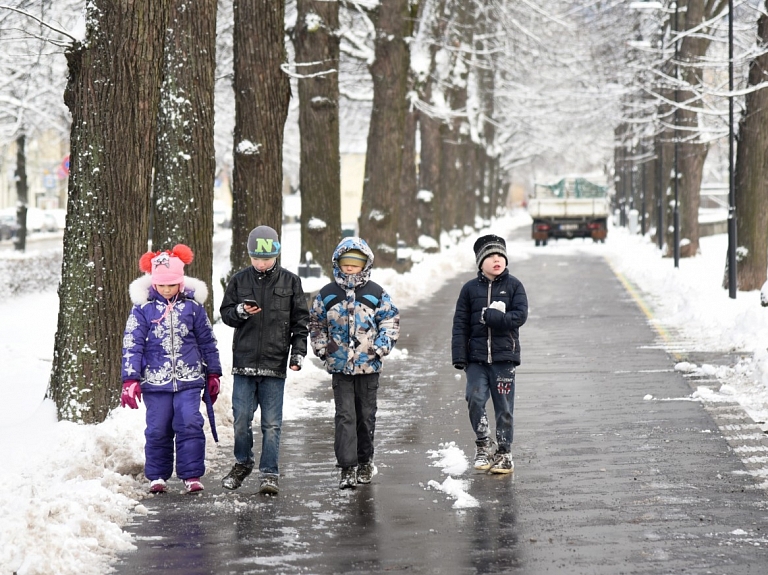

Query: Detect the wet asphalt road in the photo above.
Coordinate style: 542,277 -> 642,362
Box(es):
113,228 -> 768,574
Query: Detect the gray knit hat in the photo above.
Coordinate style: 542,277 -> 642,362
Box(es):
247,225 -> 281,258
473,234 -> 508,269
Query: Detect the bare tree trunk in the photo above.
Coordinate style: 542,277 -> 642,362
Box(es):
295,0 -> 341,276
440,0 -> 474,235
418,106 -> 442,246
731,3 -> 768,291
13,134 -> 28,252
152,0 -> 217,316
669,0 -> 724,257
230,0 -> 291,274
398,105 -> 419,247
52,0 -> 170,423
357,0 -> 411,268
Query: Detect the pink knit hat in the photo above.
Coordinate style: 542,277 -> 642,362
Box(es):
139,244 -> 194,286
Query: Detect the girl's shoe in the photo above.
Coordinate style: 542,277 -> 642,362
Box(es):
184,478 -> 204,493
149,479 -> 167,493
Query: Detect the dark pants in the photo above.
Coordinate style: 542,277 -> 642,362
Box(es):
143,388 -> 205,481
465,362 -> 516,453
332,373 -> 379,468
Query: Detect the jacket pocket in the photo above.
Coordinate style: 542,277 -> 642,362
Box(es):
273,288 -> 292,311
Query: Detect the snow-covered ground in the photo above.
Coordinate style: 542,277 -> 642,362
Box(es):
2,211 -> 768,574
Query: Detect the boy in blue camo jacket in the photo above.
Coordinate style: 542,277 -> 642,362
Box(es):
309,237 -> 400,490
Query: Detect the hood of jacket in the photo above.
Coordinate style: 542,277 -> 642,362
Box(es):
332,236 -> 375,288
129,274 -> 209,306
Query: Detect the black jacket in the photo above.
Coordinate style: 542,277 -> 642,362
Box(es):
220,264 -> 309,378
451,269 -> 528,366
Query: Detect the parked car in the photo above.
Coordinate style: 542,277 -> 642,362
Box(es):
0,213 -> 19,240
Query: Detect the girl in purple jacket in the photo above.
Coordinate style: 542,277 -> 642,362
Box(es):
120,244 -> 222,494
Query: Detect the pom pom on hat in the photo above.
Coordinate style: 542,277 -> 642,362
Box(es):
473,234 -> 508,269
139,244 -> 194,285
338,249 -> 368,267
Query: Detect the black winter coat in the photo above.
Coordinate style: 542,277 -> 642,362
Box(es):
451,269 -> 528,366
220,264 -> 309,378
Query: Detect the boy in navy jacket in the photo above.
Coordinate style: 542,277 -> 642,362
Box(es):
451,234 -> 528,474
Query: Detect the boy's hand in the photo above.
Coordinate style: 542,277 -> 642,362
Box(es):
289,354 -> 303,371
453,362 -> 467,370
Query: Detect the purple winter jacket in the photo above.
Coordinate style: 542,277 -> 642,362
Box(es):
121,275 -> 222,393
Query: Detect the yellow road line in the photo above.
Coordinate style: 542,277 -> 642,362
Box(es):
606,257 -> 680,359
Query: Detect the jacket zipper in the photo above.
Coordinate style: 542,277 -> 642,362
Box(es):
486,280 -> 493,364
170,301 -> 178,392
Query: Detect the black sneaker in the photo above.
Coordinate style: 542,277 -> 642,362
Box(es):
222,462 -> 252,490
339,466 -> 357,490
357,462 -> 375,484
259,476 -> 279,495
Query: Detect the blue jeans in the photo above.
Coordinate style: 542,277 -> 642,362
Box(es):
231,374 -> 285,477
465,363 -> 515,453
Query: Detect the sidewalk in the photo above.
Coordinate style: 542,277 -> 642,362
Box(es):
113,230 -> 768,574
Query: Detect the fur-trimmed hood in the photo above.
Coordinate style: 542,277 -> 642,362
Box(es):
129,274 -> 209,306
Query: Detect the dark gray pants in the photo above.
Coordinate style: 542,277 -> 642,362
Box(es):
332,373 -> 379,468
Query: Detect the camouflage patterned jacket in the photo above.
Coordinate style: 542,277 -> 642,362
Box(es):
309,238 -> 400,375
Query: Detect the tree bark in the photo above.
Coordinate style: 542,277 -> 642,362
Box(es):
13,134 -> 28,252
440,0 -> 474,234
731,3 -> 768,291
418,106 -> 443,246
358,0 -> 411,268
152,0 -> 217,317
230,0 -> 291,274
52,0 -> 170,423
667,0 -> 726,257
398,105 -> 419,247
295,0 -> 341,276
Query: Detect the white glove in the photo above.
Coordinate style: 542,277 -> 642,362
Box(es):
488,300 -> 506,313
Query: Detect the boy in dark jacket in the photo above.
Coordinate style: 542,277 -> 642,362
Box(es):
121,244 -> 222,494
219,225 -> 310,495
451,234 -> 528,474
309,237 -> 400,489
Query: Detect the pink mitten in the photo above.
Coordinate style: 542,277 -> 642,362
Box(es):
120,380 -> 142,409
207,375 -> 220,404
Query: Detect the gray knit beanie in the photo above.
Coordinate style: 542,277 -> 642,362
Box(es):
247,225 -> 281,258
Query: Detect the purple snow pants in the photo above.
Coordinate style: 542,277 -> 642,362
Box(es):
143,388 -> 205,481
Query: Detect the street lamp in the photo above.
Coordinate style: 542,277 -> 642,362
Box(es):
727,0 -> 737,298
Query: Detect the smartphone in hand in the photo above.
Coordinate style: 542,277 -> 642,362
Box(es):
243,299 -> 260,309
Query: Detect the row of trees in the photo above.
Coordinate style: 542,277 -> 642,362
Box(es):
612,0 -> 768,291
4,1 -> 579,423
21,1 -> 760,423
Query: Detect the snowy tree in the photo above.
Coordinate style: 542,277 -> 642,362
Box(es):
50,1 -> 172,423
357,0 -> 411,268
294,0 -> 341,277
229,0 -> 291,273
0,1 -> 75,250
151,0 -> 217,318
733,1 -> 768,291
